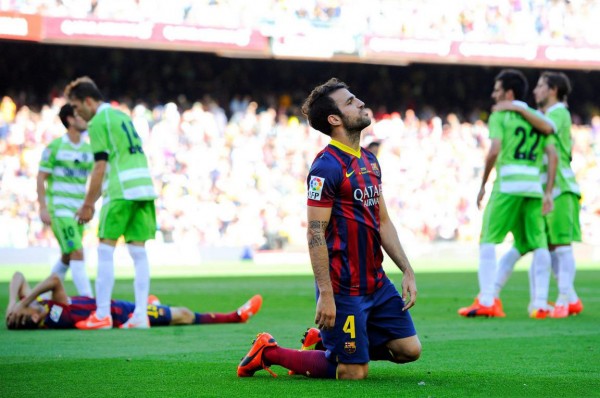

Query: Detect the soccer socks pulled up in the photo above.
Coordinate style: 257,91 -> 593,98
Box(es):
550,250 -> 559,281
70,260 -> 93,297
127,244 -> 151,319
263,347 -> 337,378
555,246 -> 579,304
478,243 -> 497,306
95,243 -> 116,319
530,248 -> 551,310
194,312 -> 241,324
494,246 -> 521,298
51,260 -> 69,281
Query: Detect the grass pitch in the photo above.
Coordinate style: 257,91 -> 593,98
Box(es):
1,267 -> 599,398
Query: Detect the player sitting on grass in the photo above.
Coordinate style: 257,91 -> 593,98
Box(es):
5,272 -> 262,330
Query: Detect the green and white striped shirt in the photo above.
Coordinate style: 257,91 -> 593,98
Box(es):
488,101 -> 553,198
541,103 -> 581,198
39,135 -> 93,218
88,103 -> 156,202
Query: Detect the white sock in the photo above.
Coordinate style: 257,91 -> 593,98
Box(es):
128,244 -> 150,318
70,260 -> 93,297
51,260 -> 69,281
494,247 -> 521,298
555,246 -> 578,304
550,251 -> 559,281
95,243 -> 115,319
478,243 -> 496,306
530,248 -> 551,310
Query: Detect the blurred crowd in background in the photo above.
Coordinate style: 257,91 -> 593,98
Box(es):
3,0 -> 600,46
1,92 -> 598,250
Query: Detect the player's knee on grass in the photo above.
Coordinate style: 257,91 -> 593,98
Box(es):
170,307 -> 194,325
337,363 -> 368,380
388,336 -> 422,363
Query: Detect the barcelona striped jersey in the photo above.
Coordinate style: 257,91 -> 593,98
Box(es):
307,139 -> 387,296
39,297 -> 171,328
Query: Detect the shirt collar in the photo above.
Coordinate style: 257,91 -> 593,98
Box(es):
330,139 -> 361,158
546,102 -> 566,113
97,102 -> 111,113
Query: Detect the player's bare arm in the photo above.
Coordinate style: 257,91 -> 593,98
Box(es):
477,138 -> 501,209
76,159 -> 106,224
36,171 -> 51,226
7,273 -> 68,327
379,195 -> 417,311
493,101 -> 555,135
543,143 -> 558,215
307,205 -> 335,329
6,272 -> 30,322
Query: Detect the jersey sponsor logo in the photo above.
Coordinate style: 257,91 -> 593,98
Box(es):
53,167 -> 90,179
354,184 -> 382,207
345,169 -> 355,178
49,305 -> 63,323
308,176 -> 325,200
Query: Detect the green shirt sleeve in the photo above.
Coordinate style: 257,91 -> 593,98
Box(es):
487,112 -> 503,141
39,139 -> 58,172
88,116 -> 109,155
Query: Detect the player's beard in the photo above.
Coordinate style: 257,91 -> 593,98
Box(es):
342,114 -> 371,142
536,97 -> 548,110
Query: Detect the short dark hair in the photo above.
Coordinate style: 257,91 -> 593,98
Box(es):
301,78 -> 348,135
6,315 -> 39,330
58,103 -> 75,128
540,71 -> 572,102
495,69 -> 528,101
64,76 -> 103,101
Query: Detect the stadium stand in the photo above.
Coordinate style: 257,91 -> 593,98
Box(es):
1,90 -> 598,251
4,0 -> 600,46
0,1 -> 598,257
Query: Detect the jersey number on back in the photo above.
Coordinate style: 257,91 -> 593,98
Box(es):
514,127 -> 541,161
121,121 -> 144,155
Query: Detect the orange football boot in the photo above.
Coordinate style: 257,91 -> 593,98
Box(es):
289,327 -> 324,375
458,297 -> 505,317
237,294 -> 263,323
568,299 -> 583,315
75,311 -> 113,330
237,332 -> 278,377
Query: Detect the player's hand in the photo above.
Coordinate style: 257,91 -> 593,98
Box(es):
5,301 -> 15,322
39,208 -> 51,226
401,269 -> 417,311
542,193 -> 554,215
492,101 -> 518,113
7,301 -> 26,327
75,204 -> 94,224
476,187 -> 486,210
315,292 -> 336,330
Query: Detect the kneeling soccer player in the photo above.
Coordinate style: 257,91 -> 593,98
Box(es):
237,78 -> 421,379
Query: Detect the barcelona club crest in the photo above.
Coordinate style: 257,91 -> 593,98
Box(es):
344,341 -> 356,354
371,163 -> 380,177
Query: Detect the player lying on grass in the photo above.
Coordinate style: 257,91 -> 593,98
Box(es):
5,272 -> 262,330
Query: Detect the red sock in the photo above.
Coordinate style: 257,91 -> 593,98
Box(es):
263,347 -> 336,378
194,312 -> 240,324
